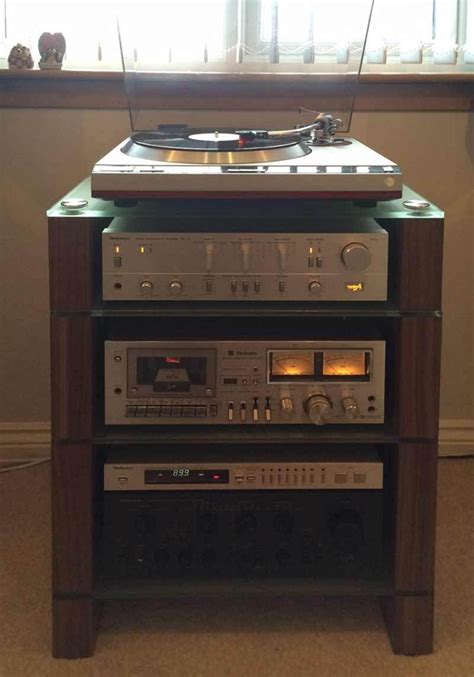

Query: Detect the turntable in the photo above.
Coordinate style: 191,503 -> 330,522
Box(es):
91,9 -> 402,201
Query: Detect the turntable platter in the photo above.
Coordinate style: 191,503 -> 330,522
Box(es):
122,129 -> 311,165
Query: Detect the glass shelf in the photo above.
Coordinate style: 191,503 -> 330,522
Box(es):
48,178 -> 443,221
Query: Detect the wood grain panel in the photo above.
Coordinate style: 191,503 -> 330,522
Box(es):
1,69 -> 472,110
50,316 -> 95,441
52,597 -> 100,658
49,217 -> 109,312
393,443 -> 438,592
51,442 -> 95,595
393,317 -> 442,440
381,594 -> 434,655
384,218 -> 444,311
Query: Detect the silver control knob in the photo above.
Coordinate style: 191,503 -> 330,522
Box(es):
341,243 -> 371,271
341,395 -> 360,420
280,397 -> 295,418
169,280 -> 183,295
308,280 -> 322,295
140,280 -> 153,290
304,394 -> 332,425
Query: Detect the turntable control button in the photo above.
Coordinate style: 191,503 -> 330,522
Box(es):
356,166 -> 370,174
140,280 -> 153,290
169,280 -> 183,295
327,166 -> 342,173
383,166 -> 394,173
231,280 -> 237,294
278,280 -> 285,293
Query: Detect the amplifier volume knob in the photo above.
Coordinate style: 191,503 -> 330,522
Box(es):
280,397 -> 295,418
341,394 -> 360,420
140,280 -> 153,290
304,393 -> 332,425
341,243 -> 371,271
169,280 -> 183,295
308,280 -> 322,295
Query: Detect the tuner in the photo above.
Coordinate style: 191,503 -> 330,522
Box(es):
169,280 -> 183,295
341,243 -> 371,271
304,393 -> 333,425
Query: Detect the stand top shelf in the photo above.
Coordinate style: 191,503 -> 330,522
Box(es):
48,179 -> 443,220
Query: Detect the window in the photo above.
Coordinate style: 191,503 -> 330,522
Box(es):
1,0 -> 473,72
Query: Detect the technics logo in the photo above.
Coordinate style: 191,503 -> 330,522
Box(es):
228,350 -> 258,356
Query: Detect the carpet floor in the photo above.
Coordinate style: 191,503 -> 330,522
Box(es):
0,458 -> 473,677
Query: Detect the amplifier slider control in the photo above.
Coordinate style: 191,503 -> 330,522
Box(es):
341,243 -> 371,271
308,280 -> 322,295
140,280 -> 153,290
228,402 -> 234,421
240,401 -> 247,421
169,280 -> 183,295
304,393 -> 332,425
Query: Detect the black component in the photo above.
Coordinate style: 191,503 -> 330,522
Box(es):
130,129 -> 299,153
103,490 -> 383,582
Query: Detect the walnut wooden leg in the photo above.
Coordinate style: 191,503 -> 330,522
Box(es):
381,594 -> 434,655
52,597 -> 101,659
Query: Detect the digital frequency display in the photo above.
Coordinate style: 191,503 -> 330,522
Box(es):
145,468 -> 229,485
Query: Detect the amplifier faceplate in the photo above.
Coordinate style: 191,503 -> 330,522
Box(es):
103,219 -> 388,302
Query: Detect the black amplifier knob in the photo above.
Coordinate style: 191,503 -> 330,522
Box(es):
328,508 -> 363,557
272,511 -> 295,536
197,511 -> 218,536
178,546 -> 193,568
154,548 -> 170,570
234,511 -> 257,536
134,512 -> 156,535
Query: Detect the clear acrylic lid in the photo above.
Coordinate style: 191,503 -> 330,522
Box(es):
118,0 -> 375,134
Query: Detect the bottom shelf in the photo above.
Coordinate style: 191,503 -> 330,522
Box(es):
96,575 -> 393,600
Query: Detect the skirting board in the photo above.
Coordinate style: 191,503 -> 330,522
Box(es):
0,419 -> 473,462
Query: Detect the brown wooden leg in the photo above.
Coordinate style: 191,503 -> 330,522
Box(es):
53,597 -> 101,659
381,594 -> 434,656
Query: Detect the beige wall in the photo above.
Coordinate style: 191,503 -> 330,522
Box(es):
0,108 -> 473,423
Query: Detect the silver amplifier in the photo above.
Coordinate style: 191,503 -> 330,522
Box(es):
105,340 -> 385,425
104,450 -> 383,492
102,218 -> 388,302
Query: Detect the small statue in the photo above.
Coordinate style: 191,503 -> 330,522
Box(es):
8,44 -> 34,69
38,32 -> 66,70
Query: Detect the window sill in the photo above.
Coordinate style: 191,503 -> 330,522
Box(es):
0,68 -> 472,111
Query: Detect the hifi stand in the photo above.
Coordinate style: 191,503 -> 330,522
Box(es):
48,179 -> 443,658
